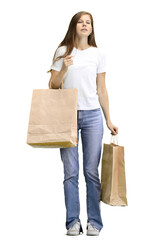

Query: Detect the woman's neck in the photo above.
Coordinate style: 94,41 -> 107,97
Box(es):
75,38 -> 90,50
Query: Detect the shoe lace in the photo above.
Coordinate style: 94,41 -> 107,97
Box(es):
69,222 -> 80,230
88,222 -> 99,231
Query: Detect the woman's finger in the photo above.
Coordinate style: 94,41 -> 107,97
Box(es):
65,55 -> 73,60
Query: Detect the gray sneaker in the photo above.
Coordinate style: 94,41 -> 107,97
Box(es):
86,222 -> 100,236
67,221 -> 83,236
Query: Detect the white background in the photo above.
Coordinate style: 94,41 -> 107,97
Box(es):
0,0 -> 160,239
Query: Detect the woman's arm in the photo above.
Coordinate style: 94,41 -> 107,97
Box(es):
96,72 -> 118,135
49,55 -> 73,89
96,72 -> 111,123
49,69 -> 67,89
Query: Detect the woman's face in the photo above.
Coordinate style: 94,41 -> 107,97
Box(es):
76,14 -> 92,38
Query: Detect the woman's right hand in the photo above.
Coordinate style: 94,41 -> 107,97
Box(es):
61,55 -> 73,72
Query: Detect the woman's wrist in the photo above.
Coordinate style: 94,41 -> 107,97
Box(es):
106,118 -> 111,124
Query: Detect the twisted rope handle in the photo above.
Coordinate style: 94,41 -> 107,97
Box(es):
59,80 -> 64,89
60,80 -> 63,89
110,134 -> 118,145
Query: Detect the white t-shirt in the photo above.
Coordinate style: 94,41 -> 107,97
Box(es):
50,45 -> 107,110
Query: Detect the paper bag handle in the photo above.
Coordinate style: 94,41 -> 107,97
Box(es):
59,80 -> 64,89
110,134 -> 118,145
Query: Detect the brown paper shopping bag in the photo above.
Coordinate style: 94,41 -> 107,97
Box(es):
100,134 -> 128,206
27,83 -> 78,148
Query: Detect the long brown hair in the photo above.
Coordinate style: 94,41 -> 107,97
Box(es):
48,11 -> 97,79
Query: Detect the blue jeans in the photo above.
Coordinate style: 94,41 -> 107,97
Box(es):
60,108 -> 104,232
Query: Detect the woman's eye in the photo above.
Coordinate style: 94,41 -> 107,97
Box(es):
78,21 -> 90,24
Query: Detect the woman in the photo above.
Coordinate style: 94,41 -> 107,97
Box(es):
48,11 -> 118,236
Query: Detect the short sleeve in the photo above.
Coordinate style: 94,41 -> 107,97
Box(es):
97,49 -> 107,74
50,47 -> 65,71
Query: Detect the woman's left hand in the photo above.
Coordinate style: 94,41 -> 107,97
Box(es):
106,120 -> 118,135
